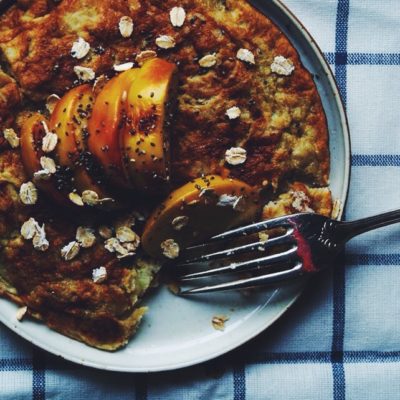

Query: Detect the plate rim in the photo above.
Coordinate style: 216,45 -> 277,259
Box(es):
0,0 -> 351,373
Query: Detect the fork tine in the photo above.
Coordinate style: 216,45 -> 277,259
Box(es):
185,214 -> 293,252
179,245 -> 298,280
180,228 -> 295,265
179,262 -> 304,294
209,214 -> 294,242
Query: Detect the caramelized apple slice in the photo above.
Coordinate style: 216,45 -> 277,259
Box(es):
49,85 -> 112,204
142,175 -> 261,260
20,114 -> 48,177
88,70 -> 138,189
121,58 -> 178,193
20,113 -> 69,205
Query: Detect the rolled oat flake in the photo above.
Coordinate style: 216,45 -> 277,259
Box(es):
3,128 -> 20,148
225,147 -> 247,166
74,66 -> 95,82
161,239 -> 180,259
92,266 -> 107,283
61,241 -> 80,261
156,35 -> 176,49
171,216 -> 189,231
170,6 -> 186,27
19,182 -> 38,205
199,53 -> 217,68
119,16 -> 134,38
71,37 -> 90,59
42,131 -> 58,153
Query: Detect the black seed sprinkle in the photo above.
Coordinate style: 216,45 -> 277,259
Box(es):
93,45 -> 105,55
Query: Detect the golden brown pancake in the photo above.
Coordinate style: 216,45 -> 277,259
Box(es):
0,148 -> 160,351
0,0 -> 329,188
0,0 -> 331,350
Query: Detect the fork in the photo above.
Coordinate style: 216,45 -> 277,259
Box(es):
174,210 -> 400,294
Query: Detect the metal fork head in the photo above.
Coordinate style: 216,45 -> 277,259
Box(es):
173,213 -> 340,294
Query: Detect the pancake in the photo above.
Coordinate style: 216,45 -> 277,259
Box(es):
0,69 -> 20,132
0,148 -> 160,351
0,0 -> 329,188
0,0 -> 332,350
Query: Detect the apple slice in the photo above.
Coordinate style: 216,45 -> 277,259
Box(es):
121,58 -> 178,193
20,113 -> 49,177
142,175 -> 261,260
88,70 -> 138,189
20,113 -> 70,206
49,84 -> 113,205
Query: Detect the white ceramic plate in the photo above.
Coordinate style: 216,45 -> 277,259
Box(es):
0,0 -> 350,372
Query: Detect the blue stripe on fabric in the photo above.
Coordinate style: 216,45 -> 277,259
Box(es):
2,350 -> 400,372
333,1 -> 350,398
334,64 -> 347,108
247,351 -> 331,364
324,52 -> 400,65
233,365 -> 246,400
334,0 -> 350,106
332,361 -> 345,400
345,351 -> 400,363
335,6 -> 349,53
346,253 -> 400,266
324,52 -> 338,64
0,359 -> 32,371
245,351 -> 400,365
32,348 -> 45,400
352,154 -> 400,167
332,251 -> 346,400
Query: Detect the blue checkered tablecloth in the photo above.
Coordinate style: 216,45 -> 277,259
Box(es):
1,0 -> 400,398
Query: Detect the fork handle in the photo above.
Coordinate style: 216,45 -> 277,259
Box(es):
338,209 -> 400,241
